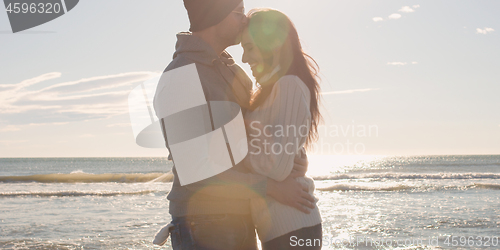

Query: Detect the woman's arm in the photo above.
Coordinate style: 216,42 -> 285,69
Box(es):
247,75 -> 311,181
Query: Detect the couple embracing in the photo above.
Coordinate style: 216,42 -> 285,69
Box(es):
153,0 -> 323,249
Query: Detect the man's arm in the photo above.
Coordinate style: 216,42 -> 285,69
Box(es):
182,167 -> 267,200
181,153 -> 314,213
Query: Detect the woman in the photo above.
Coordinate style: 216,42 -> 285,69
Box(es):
241,8 -> 323,250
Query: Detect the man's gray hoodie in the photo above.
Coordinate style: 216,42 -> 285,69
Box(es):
154,33 -> 268,216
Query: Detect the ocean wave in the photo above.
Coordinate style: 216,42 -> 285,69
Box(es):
0,172 -> 174,183
317,183 -> 411,191
474,183 -> 500,190
0,190 -> 163,197
313,172 -> 500,181
317,183 -> 500,192
0,240 -> 77,250
3,171 -> 499,184
0,239 -> 155,249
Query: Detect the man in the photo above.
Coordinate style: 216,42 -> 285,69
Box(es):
153,0 -> 315,249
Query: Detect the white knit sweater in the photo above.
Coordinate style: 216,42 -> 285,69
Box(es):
244,75 -> 322,242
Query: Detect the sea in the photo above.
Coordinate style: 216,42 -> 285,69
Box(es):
1,155 -> 499,249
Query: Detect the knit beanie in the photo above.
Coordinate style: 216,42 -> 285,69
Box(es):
184,0 -> 243,32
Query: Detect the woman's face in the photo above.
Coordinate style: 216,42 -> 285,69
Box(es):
241,30 -> 266,80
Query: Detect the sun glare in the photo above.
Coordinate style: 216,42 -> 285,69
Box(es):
307,155 -> 385,177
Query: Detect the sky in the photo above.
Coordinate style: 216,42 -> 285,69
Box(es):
0,0 -> 499,157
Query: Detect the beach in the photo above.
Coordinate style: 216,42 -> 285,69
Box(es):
1,155 -> 499,249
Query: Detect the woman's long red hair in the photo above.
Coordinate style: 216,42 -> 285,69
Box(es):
247,8 -> 322,148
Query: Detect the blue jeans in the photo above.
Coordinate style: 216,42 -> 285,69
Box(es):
170,214 -> 258,250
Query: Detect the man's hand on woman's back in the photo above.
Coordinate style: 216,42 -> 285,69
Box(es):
267,176 -> 315,214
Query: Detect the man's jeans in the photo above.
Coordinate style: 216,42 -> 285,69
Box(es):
170,214 -> 258,250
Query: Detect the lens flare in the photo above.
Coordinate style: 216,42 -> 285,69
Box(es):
248,10 -> 291,53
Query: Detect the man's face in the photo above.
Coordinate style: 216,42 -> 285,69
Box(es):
216,1 -> 247,46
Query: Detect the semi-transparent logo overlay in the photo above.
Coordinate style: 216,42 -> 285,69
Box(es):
128,64 -> 248,186
3,0 -> 79,33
